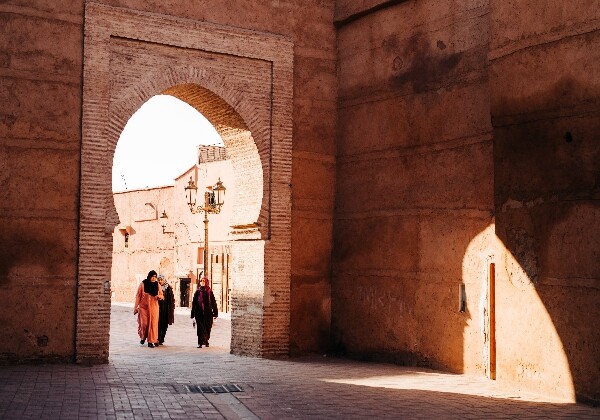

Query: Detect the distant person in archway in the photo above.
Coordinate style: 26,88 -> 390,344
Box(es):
157,274 -> 175,345
191,276 -> 218,348
134,270 -> 163,348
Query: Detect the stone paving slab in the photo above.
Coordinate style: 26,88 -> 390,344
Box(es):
0,304 -> 598,419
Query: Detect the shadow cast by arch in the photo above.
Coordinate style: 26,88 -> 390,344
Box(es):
493,75 -> 600,403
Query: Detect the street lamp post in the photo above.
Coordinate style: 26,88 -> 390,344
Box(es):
184,177 -> 226,278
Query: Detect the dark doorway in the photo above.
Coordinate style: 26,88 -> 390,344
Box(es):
180,278 -> 191,307
209,252 -> 231,313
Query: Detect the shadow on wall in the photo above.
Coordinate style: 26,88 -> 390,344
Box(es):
0,230 -> 71,281
0,229 -> 75,362
331,22 -> 493,370
493,75 -> 600,403
388,31 -> 466,94
331,74 -> 599,403
331,212 -> 490,373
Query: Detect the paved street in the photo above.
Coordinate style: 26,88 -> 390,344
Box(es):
0,303 -> 598,419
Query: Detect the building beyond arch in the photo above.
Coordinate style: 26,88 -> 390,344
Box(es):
111,145 -> 236,316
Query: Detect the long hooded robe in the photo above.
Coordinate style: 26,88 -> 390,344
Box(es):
191,278 -> 218,347
134,274 -> 163,344
157,279 -> 175,344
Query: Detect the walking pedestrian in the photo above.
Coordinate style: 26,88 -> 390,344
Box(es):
134,270 -> 163,348
157,274 -> 175,345
191,276 -> 218,348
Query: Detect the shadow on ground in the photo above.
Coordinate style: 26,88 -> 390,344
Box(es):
0,305 -> 597,419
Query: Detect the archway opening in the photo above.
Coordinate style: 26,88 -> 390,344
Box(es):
110,94 -> 235,351
105,83 -> 269,358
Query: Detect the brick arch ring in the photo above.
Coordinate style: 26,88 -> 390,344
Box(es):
107,65 -> 271,238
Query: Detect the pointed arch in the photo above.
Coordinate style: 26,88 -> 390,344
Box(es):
79,3 -> 293,362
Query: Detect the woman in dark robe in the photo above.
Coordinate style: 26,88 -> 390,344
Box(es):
191,276 -> 218,348
157,274 -> 175,345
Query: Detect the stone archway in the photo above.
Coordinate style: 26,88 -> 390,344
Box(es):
78,3 -> 293,363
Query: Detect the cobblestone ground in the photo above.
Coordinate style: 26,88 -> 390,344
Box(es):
0,303 -> 598,419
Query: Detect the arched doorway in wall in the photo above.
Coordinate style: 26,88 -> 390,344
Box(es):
77,3 -> 293,363
109,94 -> 235,349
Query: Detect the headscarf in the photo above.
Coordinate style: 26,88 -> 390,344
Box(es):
199,276 -> 211,293
196,277 -> 211,310
143,270 -> 159,296
158,274 -> 169,292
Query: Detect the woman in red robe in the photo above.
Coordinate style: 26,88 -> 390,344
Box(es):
191,276 -> 218,348
134,270 -> 164,348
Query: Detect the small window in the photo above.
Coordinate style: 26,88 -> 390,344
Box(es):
125,232 -> 129,248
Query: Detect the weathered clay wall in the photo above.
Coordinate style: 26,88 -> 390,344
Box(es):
0,2 -> 84,362
489,0 -> 600,403
1,0 -> 335,361
333,0 -> 493,373
333,0 -> 599,403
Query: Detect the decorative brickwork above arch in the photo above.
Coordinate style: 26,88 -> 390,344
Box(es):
79,3 -> 293,363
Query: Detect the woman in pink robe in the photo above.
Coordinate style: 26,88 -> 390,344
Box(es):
134,270 -> 164,348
